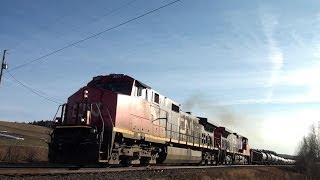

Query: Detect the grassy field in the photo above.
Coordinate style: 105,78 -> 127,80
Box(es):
0,121 -> 50,162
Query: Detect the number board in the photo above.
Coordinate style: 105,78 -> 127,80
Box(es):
111,74 -> 124,79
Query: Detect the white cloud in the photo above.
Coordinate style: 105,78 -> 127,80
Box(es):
260,8 -> 284,102
219,94 -> 320,106
217,65 -> 320,105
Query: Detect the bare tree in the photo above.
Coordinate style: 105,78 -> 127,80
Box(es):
296,124 -> 320,178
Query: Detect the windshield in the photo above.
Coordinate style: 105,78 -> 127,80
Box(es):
95,81 -> 132,95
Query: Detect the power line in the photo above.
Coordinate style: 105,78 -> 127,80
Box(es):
71,0 -> 139,31
9,0 -> 139,59
4,72 -> 62,104
41,0 -> 139,44
7,0 -> 182,72
4,70 -> 63,104
2,0 -> 140,103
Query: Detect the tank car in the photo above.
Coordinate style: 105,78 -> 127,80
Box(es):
249,149 -> 295,165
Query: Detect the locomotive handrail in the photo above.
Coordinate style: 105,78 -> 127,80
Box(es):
94,103 -> 105,138
154,120 -> 218,149
94,103 -> 105,161
52,104 -> 66,124
152,117 -> 167,122
165,121 -> 202,146
52,105 -> 62,122
104,104 -> 114,127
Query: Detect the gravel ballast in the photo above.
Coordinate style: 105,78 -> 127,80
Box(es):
0,166 -> 305,180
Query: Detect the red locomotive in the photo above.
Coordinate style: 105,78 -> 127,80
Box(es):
48,74 -> 293,166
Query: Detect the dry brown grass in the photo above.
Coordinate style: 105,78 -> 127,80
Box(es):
206,167 -> 304,180
160,167 -> 307,180
0,145 -> 48,162
0,121 -> 50,163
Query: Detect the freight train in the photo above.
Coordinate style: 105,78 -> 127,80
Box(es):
48,74 -> 295,166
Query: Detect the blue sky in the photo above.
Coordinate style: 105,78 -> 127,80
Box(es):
1,0 -> 320,155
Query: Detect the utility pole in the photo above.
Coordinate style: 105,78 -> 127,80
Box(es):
0,50 -> 8,87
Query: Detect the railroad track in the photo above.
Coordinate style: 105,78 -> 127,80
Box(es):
0,165 -> 294,176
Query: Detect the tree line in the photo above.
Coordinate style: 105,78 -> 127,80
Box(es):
296,123 -> 320,178
28,120 -> 53,128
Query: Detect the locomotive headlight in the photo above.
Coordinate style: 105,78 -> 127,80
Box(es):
83,90 -> 89,99
81,117 -> 85,122
90,128 -> 97,134
54,117 -> 61,124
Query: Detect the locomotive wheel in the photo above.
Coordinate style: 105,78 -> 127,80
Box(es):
198,159 -> 207,166
121,158 -> 133,167
140,157 -> 151,166
205,159 -> 209,166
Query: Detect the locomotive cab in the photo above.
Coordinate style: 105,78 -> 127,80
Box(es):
49,74 -> 137,164
49,74 -> 174,165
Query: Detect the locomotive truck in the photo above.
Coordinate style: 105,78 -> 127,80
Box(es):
48,74 -> 293,166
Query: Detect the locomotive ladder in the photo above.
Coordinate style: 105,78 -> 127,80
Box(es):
94,103 -> 114,163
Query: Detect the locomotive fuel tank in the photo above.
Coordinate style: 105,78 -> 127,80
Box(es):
162,147 -> 202,164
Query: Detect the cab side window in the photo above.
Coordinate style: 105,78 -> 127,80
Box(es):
154,93 -> 159,103
137,86 -> 143,96
135,84 -> 147,100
